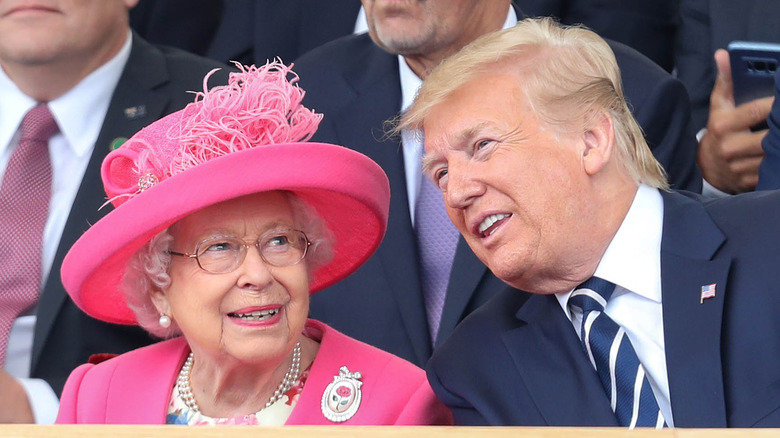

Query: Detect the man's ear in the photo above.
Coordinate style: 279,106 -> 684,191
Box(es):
581,111 -> 616,176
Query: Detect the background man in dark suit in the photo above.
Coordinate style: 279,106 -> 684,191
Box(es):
206,0 -> 678,74
207,0 -> 362,65
293,0 -> 700,369
675,0 -> 780,194
401,17 -> 780,427
0,0 -> 228,423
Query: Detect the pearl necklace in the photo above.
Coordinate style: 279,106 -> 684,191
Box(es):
177,341 -> 302,414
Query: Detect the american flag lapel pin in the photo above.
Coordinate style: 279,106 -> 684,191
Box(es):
700,283 -> 716,304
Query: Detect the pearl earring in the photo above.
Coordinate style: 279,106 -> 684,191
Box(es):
159,313 -> 171,328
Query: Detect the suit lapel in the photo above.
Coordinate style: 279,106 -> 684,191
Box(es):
503,294 -> 619,426
435,238 -> 493,346
327,41 -> 432,363
32,35 -> 175,370
659,191 -> 728,427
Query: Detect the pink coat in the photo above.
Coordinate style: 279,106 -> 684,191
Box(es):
56,320 -> 452,425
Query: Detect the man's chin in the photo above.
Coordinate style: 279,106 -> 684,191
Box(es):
374,27 -> 429,54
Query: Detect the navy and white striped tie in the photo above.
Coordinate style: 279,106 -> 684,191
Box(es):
569,277 -> 665,428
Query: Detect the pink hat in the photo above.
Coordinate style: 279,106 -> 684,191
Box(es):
61,63 -> 390,326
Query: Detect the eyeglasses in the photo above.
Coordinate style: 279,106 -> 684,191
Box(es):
169,229 -> 311,274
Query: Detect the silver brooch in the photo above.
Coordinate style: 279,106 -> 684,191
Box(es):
137,172 -> 159,192
321,366 -> 363,422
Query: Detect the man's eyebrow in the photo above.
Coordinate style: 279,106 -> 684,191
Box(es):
421,153 -> 438,175
421,122 -> 491,174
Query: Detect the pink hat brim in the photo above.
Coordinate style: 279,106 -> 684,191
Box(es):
61,143 -> 390,325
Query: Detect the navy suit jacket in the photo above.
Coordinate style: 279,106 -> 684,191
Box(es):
428,189 -> 780,427
675,0 -> 780,130
293,28 -> 700,367
29,35 -> 229,395
129,0 -> 224,56
207,0 -> 361,65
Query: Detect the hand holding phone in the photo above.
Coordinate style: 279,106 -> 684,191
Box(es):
728,41 -> 780,106
696,46 -> 775,194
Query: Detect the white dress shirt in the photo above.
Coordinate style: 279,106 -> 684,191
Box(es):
555,184 -> 674,426
0,31 -> 131,424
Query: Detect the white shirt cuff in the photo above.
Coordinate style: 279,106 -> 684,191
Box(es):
701,178 -> 732,198
17,377 -> 59,424
696,127 -> 708,143
696,127 -> 733,198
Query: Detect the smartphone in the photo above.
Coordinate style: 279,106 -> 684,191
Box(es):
728,40 -> 780,106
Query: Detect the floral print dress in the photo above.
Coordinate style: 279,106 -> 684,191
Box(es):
166,368 -> 311,425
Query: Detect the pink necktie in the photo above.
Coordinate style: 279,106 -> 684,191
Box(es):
415,177 -> 459,343
0,104 -> 57,365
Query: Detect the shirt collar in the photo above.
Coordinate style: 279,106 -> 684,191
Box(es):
556,184 -> 664,315
596,184 -> 664,302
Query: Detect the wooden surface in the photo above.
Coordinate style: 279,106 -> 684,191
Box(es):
0,426 -> 778,438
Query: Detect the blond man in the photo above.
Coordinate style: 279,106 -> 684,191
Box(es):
402,17 -> 780,428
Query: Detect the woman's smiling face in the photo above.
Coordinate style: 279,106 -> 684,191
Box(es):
156,191 -> 310,366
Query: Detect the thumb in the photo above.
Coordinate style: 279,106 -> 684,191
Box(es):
711,49 -> 735,109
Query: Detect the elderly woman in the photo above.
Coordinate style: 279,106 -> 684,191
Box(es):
55,62 -> 452,425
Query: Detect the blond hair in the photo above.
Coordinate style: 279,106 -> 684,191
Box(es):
400,17 -> 668,189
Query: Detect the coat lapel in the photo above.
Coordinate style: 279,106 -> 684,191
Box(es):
502,294 -> 620,426
659,191 -> 729,427
436,238 -> 494,346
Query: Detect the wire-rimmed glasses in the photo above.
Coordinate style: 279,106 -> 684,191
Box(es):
169,228 -> 311,274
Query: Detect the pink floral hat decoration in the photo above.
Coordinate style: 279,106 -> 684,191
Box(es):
61,62 -> 390,325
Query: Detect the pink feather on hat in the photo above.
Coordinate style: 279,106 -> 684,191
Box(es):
102,62 -> 323,207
